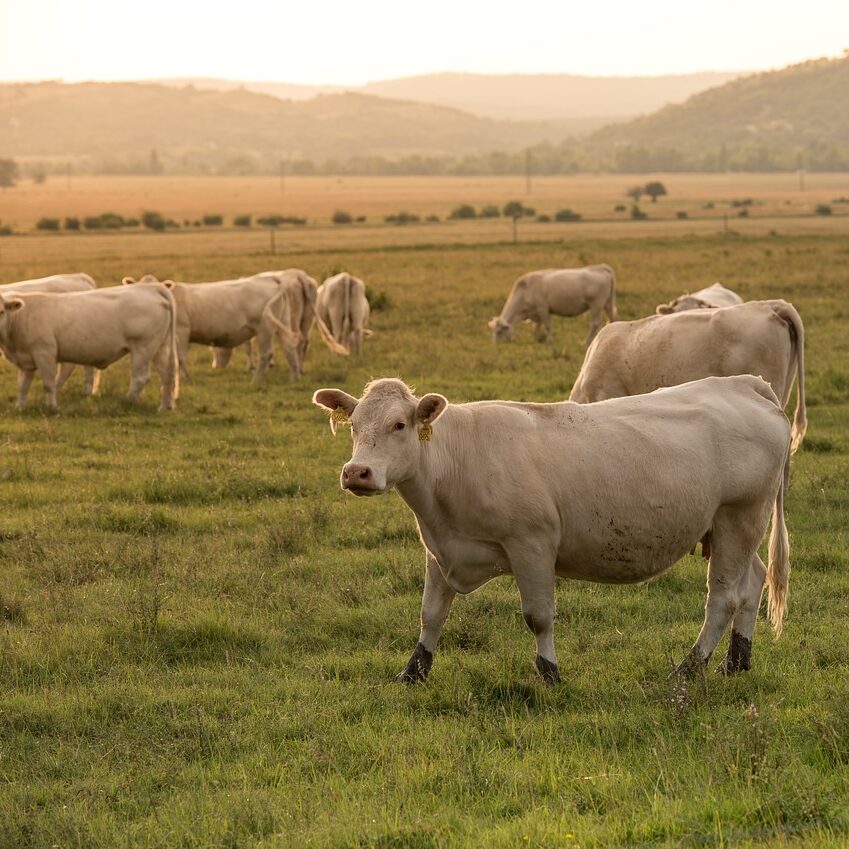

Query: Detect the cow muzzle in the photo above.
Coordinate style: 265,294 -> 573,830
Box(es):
341,463 -> 381,496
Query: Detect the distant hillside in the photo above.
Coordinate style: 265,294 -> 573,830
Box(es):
591,55 -> 849,169
0,82 -> 576,169
154,70 -> 741,124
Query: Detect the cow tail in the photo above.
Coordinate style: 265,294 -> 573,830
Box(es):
767,443 -> 791,637
342,274 -> 353,349
262,285 -> 301,352
773,301 -> 807,453
309,283 -> 349,356
604,265 -> 618,321
165,285 -> 180,401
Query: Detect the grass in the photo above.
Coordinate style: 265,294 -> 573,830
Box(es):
0,215 -> 848,847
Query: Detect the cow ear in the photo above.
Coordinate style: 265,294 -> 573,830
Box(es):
163,280 -> 176,289
122,276 -> 136,286
487,318 -> 497,329
1,296 -> 25,312
656,304 -> 673,314
313,388 -> 358,434
415,393 -> 448,424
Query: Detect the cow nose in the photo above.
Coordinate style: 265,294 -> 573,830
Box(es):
342,463 -> 372,487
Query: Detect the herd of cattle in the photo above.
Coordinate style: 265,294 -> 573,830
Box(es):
1,262 -> 808,686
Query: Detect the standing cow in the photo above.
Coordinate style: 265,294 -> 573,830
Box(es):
313,376 -> 790,685
656,282 -> 743,314
569,300 -> 806,453
489,265 -> 617,346
0,284 -> 178,410
316,272 -> 371,355
0,273 -> 99,396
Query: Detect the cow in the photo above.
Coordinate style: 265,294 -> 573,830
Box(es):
0,283 -> 178,411
0,274 -> 99,395
315,272 -> 372,355
123,272 -> 304,382
313,375 -> 791,686
208,269 -> 346,376
569,300 -> 806,453
489,265 -> 617,346
656,282 -> 743,314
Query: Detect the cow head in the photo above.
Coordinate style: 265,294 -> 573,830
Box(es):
0,295 -> 25,348
488,317 -> 512,342
313,378 -> 447,496
656,295 -> 714,314
123,274 -> 173,288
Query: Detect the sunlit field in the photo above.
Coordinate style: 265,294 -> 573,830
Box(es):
1,186 -> 848,847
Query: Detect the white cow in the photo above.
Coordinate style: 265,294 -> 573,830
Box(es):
208,269 -> 346,376
489,265 -> 618,346
569,300 -> 806,453
0,284 -> 178,410
124,273 -> 303,382
0,273 -> 100,395
313,375 -> 790,685
316,272 -> 371,355
656,282 -> 743,314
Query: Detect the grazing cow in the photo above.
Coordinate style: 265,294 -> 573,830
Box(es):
316,272 -> 372,355
0,274 -> 99,395
313,375 -> 790,685
0,284 -> 178,410
656,282 -> 743,314
489,265 -> 617,346
124,273 -> 303,382
569,300 -> 806,453
210,269 -> 345,375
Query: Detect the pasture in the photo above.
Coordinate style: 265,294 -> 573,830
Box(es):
1,207 -> 848,847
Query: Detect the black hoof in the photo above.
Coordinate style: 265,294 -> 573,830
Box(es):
535,655 -> 561,685
395,642 -> 433,684
670,648 -> 708,679
716,631 -> 752,676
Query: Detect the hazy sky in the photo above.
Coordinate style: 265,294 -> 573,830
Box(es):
1,0 -> 847,84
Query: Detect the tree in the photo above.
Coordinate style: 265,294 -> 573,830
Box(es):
0,158 -> 19,189
644,181 -> 668,203
626,185 -> 644,203
502,200 -> 525,218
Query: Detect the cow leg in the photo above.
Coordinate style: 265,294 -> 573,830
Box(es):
16,369 -> 35,409
717,553 -> 766,675
126,352 -> 152,403
152,339 -> 177,411
245,340 -> 256,371
538,310 -> 553,343
35,357 -> 59,409
677,504 -> 769,676
397,553 -> 456,684
586,307 -> 603,346
211,346 -> 232,369
513,559 -> 559,684
253,325 -> 274,382
176,327 -> 191,382
83,367 -> 100,396
56,363 -> 75,393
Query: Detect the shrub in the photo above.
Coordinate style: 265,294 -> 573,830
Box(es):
83,216 -> 103,229
332,210 -> 353,224
426,214 -> 440,222
142,211 -> 166,232
124,217 -> 140,228
385,211 -> 420,225
355,215 -> 366,223
36,217 -> 61,231
703,201 -> 715,209
234,214 -> 252,227
815,204 -> 832,216
202,214 -> 223,226
554,208 -> 582,222
503,200 -> 525,218
98,212 -> 125,229
737,208 -> 749,217
523,207 -> 536,217
676,210 -> 689,219
365,288 -> 391,311
165,219 -> 180,228
449,204 -> 476,220
64,217 -> 80,230
479,204 -> 500,218
631,205 -> 647,220
536,214 -> 551,223
614,204 -> 626,212
0,221 -> 14,236
731,198 -> 754,208
258,215 -> 283,227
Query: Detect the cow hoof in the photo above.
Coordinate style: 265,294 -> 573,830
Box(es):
716,632 -> 752,676
395,642 -> 432,684
535,655 -> 561,685
671,648 -> 708,679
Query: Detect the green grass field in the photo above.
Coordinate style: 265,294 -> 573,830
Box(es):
1,224 -> 848,847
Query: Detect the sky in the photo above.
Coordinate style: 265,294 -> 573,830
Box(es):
0,0 -> 847,85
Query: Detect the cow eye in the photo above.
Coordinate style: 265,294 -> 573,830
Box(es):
393,422 -> 406,431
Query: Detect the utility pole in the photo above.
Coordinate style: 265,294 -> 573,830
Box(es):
525,149 -> 532,195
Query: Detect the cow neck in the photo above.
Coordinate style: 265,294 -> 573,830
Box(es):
0,310 -> 19,364
499,292 -> 525,328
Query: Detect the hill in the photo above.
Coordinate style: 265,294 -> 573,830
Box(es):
0,82 -> 578,170
591,55 -> 849,169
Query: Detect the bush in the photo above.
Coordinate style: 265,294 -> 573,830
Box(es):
257,214 -> 306,227
332,210 -> 353,224
631,205 -> 647,220
479,204 -> 500,218
0,224 -> 12,236
737,208 -> 749,218
449,204 -> 476,220
614,204 -> 626,212
83,216 -> 103,230
124,217 -> 140,228
536,214 -> 551,223
64,217 -> 80,231
36,217 -> 61,231
234,214 -> 252,227
202,214 -> 223,226
426,214 -> 440,222
703,201 -> 715,209
815,204 -> 833,216
355,215 -> 366,223
98,212 -> 125,229
385,211 -> 420,225
365,288 -> 391,311
503,200 -> 525,218
676,211 -> 689,219
523,207 -> 536,217
142,211 -> 166,232
731,198 -> 754,208
554,208 -> 582,222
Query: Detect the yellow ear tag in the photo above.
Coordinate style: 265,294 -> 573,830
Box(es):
330,408 -> 350,426
419,421 -> 433,442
